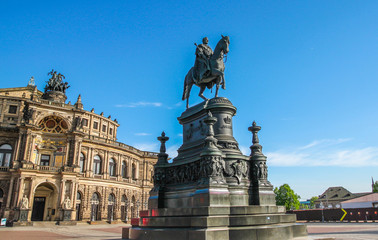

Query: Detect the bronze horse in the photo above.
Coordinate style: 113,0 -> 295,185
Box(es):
182,35 -> 230,108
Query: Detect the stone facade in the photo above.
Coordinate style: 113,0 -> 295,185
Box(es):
0,82 -> 157,223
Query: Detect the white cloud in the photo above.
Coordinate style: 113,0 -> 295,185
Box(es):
134,133 -> 151,136
167,144 -> 180,159
266,138 -> 378,167
177,133 -> 183,137
115,102 -> 162,108
299,138 -> 352,150
239,145 -> 250,156
133,143 -> 159,152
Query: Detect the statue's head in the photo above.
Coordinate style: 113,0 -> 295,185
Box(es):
202,37 -> 209,44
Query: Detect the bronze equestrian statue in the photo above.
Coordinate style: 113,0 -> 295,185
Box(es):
182,35 -> 230,108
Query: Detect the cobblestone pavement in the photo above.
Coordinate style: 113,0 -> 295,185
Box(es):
0,222 -> 125,240
0,222 -> 377,240
299,222 -> 378,240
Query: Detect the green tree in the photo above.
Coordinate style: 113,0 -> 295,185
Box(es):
373,181 -> 378,193
309,196 -> 318,209
274,184 -> 301,210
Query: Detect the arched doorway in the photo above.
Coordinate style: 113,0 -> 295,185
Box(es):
31,182 -> 58,221
107,194 -> 115,221
90,193 -> 100,221
76,191 -> 82,221
121,195 -> 128,222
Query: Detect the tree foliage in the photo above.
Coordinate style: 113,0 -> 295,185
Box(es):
309,196 -> 318,209
274,184 -> 301,210
373,181 -> 378,193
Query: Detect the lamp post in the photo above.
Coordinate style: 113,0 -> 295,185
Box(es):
320,201 -> 324,222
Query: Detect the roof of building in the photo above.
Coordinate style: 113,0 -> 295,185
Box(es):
315,186 -> 370,203
341,193 -> 378,203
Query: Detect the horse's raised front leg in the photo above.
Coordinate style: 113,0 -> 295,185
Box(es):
198,86 -> 207,101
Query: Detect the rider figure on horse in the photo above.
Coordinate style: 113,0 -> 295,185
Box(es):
194,37 -> 213,84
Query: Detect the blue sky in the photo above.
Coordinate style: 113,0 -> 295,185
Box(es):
1,0 -> 377,200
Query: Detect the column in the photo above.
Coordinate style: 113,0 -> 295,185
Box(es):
5,177 -> 14,208
76,140 -> 82,166
85,148 -> 92,177
11,177 -> 21,208
16,177 -> 25,208
59,179 -> 66,207
70,182 -> 76,210
103,151 -> 108,178
28,178 -> 35,210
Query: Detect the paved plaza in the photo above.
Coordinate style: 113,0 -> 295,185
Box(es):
0,222 -> 377,240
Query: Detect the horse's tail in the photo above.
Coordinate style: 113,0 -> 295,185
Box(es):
182,69 -> 192,101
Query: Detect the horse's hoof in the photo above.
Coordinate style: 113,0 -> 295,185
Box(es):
222,85 -> 226,90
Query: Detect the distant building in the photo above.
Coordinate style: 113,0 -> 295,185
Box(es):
0,75 -> 157,224
341,193 -> 378,209
314,186 -> 370,209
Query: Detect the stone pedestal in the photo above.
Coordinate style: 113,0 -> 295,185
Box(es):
19,209 -> 29,222
63,209 -> 72,221
129,97 -> 307,240
58,209 -> 77,225
42,91 -> 67,103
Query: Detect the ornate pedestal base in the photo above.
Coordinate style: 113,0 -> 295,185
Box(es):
128,97 -> 307,239
58,210 -> 76,225
19,209 -> 29,222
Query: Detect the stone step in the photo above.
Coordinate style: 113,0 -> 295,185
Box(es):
147,205 -> 286,218
138,213 -> 296,228
128,223 -> 307,240
31,221 -> 57,227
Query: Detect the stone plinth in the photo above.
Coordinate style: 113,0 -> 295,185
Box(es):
42,91 -> 67,103
19,209 -> 29,222
129,97 -> 307,240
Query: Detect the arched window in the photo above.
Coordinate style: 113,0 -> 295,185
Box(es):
121,194 -> 128,221
132,163 -> 136,180
79,153 -> 85,173
122,161 -> 127,178
108,194 -> 116,221
76,191 -> 82,221
91,192 -> 100,203
109,158 -> 116,177
90,192 -> 100,221
131,196 -> 136,218
108,194 -> 115,205
0,144 -> 12,167
93,155 -> 102,175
